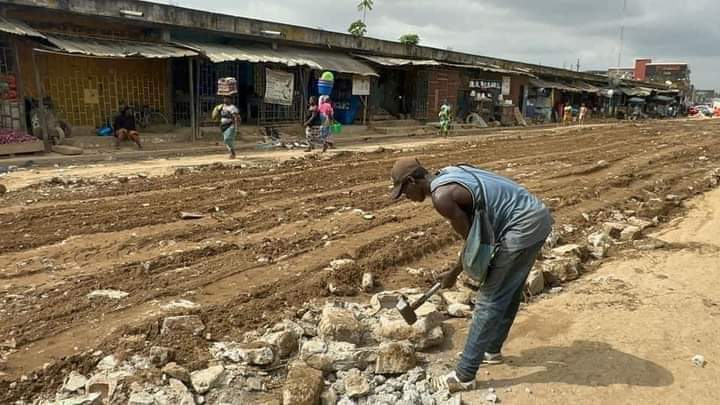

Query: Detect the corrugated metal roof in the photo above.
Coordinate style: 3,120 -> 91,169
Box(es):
0,16 -> 46,39
570,81 -> 601,93
353,54 -> 442,67
620,87 -> 653,97
354,54 -> 534,76
44,34 -> 197,58
177,41 -> 378,76
530,78 -> 582,93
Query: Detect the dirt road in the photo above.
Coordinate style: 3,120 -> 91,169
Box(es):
1,119 -> 720,402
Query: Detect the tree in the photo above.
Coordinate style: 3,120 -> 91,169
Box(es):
357,0 -> 374,24
400,33 -> 420,46
348,20 -> 367,37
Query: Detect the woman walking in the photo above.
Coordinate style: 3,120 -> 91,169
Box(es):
213,96 -> 241,159
303,96 -> 322,152
318,95 -> 335,152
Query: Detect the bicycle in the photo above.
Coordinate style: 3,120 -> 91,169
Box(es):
121,102 -> 171,132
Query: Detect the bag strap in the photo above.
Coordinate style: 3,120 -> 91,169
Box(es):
456,164 -> 487,212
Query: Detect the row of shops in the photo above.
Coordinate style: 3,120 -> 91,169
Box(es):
0,5 -> 677,149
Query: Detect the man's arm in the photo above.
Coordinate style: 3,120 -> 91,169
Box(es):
431,184 -> 473,288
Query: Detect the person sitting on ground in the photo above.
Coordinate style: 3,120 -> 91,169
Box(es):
389,158 -> 553,393
113,106 -> 142,150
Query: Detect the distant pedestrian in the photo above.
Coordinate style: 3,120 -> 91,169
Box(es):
563,104 -> 573,125
318,95 -> 335,152
579,103 -> 589,125
303,96 -> 322,152
113,106 -> 142,150
213,96 -> 241,159
439,103 -> 451,136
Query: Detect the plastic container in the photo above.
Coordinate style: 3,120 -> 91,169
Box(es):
320,71 -> 335,81
217,77 -> 238,96
330,122 -> 342,134
317,79 -> 334,96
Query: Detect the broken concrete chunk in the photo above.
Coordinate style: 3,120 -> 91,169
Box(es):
161,315 -> 205,337
95,355 -> 119,372
55,392 -> 102,405
541,257 -> 582,285
62,371 -> 88,393
282,361 -> 324,405
318,304 -> 366,345
329,259 -> 355,271
550,244 -> 589,261
587,231 -> 612,259
162,362 -> 191,384
128,391 -> 155,405
447,303 -> 472,318
370,291 -> 403,310
299,338 -> 375,372
86,370 -> 131,401
525,269 -> 545,295
149,346 -> 173,367
620,225 -> 642,241
344,369 -> 370,399
261,330 -> 300,359
375,341 -> 417,375
441,291 -> 471,306
692,355 -> 706,368
166,379 -> 195,405
190,365 -> 225,394
602,222 -> 627,239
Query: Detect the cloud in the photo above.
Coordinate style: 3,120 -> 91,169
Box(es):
156,0 -> 719,90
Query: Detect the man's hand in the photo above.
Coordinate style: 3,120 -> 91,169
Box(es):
437,260 -> 463,289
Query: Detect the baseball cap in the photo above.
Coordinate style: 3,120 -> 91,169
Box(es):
390,158 -> 423,199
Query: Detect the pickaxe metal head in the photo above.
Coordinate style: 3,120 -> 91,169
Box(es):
396,295 -> 417,325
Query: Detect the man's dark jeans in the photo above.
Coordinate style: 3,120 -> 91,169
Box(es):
455,239 -> 545,381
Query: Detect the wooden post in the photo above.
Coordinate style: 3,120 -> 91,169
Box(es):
188,57 -> 196,143
30,49 -> 51,152
13,39 -> 26,131
363,95 -> 368,125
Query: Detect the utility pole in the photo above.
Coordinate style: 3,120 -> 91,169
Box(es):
577,58 -> 581,72
618,0 -> 627,72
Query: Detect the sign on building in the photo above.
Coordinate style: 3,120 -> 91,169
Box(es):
265,69 -> 294,106
352,76 -> 371,95
502,76 -> 511,96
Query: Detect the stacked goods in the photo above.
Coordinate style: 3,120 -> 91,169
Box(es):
0,128 -> 37,144
217,77 -> 238,96
0,74 -> 18,100
317,71 -> 335,96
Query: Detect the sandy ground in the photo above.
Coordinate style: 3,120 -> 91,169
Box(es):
1,119 -> 720,402
427,187 -> 720,404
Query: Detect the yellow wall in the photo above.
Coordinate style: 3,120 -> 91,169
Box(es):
20,45 -> 168,127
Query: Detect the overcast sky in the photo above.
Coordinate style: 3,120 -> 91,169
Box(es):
157,0 -> 719,90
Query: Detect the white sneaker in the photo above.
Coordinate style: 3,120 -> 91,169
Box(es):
429,371 -> 477,393
483,352 -> 504,365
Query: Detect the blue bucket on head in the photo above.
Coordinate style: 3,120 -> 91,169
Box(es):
318,79 -> 334,96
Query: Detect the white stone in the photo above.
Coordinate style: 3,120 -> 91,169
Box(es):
95,355 -> 119,371
692,355 -> 706,368
447,303 -> 472,318
588,231 -> 612,259
55,392 -> 102,405
164,379 -> 195,405
190,365 -> 225,394
86,289 -> 129,300
330,259 -> 355,271
550,244 -> 587,260
128,391 -> 155,405
361,273 -> 374,292
525,269 -> 545,295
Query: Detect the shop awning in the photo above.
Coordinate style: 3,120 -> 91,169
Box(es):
652,95 -> 675,102
620,87 -> 653,97
0,16 -> 46,39
570,81 -> 601,93
353,54 -> 534,76
529,78 -> 581,93
43,34 -> 198,58
177,41 -> 378,76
